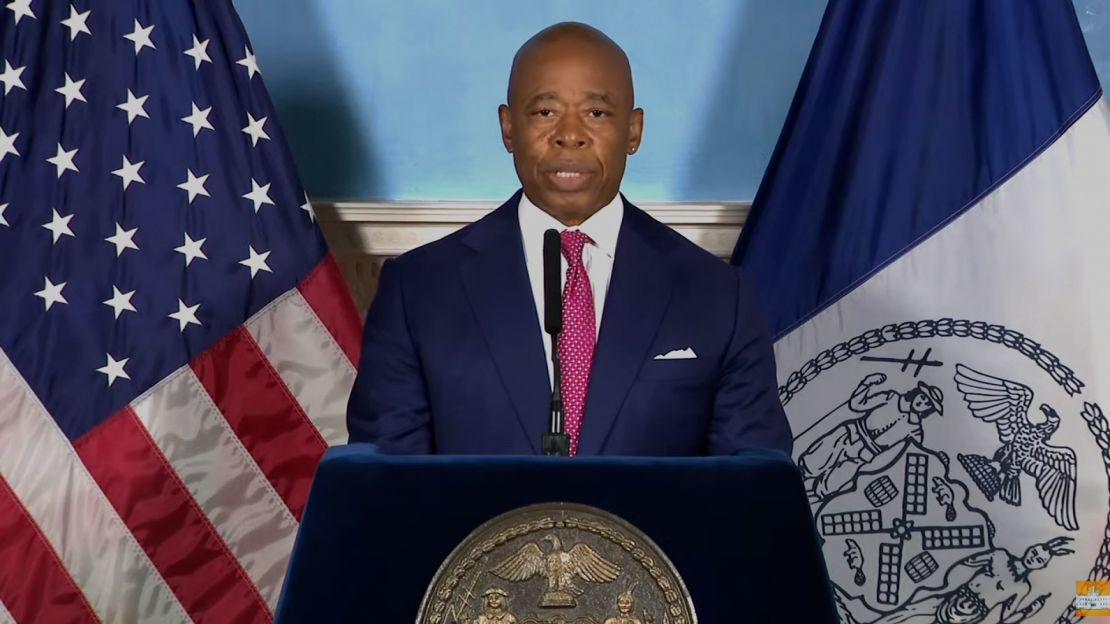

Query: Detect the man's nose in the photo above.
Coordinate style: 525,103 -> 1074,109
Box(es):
552,116 -> 589,149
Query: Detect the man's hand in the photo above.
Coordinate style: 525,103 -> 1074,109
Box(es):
862,373 -> 887,386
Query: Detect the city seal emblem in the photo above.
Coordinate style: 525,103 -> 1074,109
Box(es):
417,503 -> 696,624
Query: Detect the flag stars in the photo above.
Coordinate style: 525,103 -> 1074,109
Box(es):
111,156 -> 145,190
174,233 -> 207,266
301,192 -> 315,222
46,143 -> 78,178
123,19 -> 155,55
242,113 -> 270,147
0,60 -> 26,95
5,0 -> 33,25
242,178 -> 274,213
239,245 -> 272,278
55,73 -> 86,109
42,208 -> 74,243
117,89 -> 150,124
34,277 -> 67,310
96,353 -> 131,387
104,223 -> 139,256
60,4 -> 90,40
103,286 -> 137,319
169,298 -> 201,332
0,126 -> 18,162
236,46 -> 260,79
177,168 -> 210,203
182,102 -> 214,137
184,34 -> 211,70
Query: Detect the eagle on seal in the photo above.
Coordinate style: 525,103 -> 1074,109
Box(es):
489,534 -> 622,607
954,364 -> 1079,530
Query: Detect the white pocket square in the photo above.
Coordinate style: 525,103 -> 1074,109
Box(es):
653,347 -> 697,360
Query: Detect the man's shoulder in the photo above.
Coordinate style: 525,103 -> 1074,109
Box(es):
622,200 -> 739,283
388,195 -> 519,272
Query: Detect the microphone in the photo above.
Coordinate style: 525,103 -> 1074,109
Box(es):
541,229 -> 569,457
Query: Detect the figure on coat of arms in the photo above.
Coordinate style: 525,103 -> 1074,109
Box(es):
603,588 -> 645,624
799,373 -> 945,501
864,537 -> 1074,624
473,588 -> 517,624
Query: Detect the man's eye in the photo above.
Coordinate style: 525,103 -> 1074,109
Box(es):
536,109 -> 554,117
589,109 -> 606,118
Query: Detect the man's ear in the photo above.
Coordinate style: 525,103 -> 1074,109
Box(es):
498,104 -> 513,153
627,107 -> 644,154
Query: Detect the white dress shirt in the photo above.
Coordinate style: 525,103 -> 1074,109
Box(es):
518,192 -> 624,388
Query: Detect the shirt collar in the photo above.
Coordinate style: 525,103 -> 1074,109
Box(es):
517,192 -> 624,258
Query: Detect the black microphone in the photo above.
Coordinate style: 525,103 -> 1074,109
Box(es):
541,229 -> 569,457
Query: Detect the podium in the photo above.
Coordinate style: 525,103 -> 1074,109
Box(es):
276,445 -> 836,622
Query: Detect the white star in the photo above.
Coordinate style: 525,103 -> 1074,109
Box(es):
300,192 -> 315,222
102,285 -> 137,319
177,168 -> 210,203
0,60 -> 26,95
42,208 -> 74,243
34,277 -> 67,310
111,155 -> 145,190
242,113 -> 270,147
60,4 -> 90,40
54,73 -> 86,108
123,18 -> 155,55
242,178 -> 274,213
168,298 -> 201,332
174,233 -> 207,267
46,143 -> 78,178
0,126 -> 18,163
184,34 -> 211,70
96,353 -> 131,387
0,202 -> 8,226
104,222 -> 139,256
236,46 -> 260,79
6,0 -> 33,25
239,245 -> 272,278
116,89 -> 150,124
182,102 -> 214,137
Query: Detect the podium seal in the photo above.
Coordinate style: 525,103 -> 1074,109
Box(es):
417,502 -> 697,624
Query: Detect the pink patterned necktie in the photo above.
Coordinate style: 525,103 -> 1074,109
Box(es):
558,230 -> 596,456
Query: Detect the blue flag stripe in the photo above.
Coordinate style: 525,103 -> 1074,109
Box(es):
732,0 -> 1102,340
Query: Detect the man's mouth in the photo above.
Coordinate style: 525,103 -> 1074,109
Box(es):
544,168 -> 595,191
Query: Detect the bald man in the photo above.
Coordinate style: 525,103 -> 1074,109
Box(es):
346,23 -> 792,456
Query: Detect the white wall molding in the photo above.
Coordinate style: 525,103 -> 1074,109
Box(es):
315,200 -> 750,313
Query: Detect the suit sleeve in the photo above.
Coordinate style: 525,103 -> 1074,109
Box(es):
708,267 -> 794,456
346,258 -> 433,453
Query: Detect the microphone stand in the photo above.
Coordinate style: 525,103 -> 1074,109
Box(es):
541,228 -> 570,456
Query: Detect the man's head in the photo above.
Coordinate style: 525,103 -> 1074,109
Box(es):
1022,536 -> 1074,571
906,382 -> 944,418
499,22 -> 644,226
484,588 -> 508,609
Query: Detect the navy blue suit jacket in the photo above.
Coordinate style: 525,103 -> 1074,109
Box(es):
346,193 -> 792,456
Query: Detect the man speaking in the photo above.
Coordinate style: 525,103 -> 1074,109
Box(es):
346,22 -> 791,456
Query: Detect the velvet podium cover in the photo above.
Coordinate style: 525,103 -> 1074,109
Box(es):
276,445 -> 836,622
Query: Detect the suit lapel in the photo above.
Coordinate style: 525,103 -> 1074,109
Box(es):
577,201 -> 674,455
459,194 -> 550,453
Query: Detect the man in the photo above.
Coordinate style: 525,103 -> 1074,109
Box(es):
346,22 -> 790,456
838,537 -> 1073,624
798,373 -> 944,501
474,588 -> 516,624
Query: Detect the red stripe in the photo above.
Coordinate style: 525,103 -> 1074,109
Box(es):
74,407 -> 271,623
0,475 -> 97,623
297,253 -> 363,367
190,327 -> 327,519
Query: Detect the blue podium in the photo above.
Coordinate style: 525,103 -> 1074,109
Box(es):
275,445 -> 836,622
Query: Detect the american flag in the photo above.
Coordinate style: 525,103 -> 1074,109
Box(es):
0,0 -> 361,621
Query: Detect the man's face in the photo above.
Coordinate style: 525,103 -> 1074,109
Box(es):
499,38 -> 643,225
487,593 -> 503,609
911,393 -> 934,416
618,595 -> 633,614
1022,545 -> 1049,570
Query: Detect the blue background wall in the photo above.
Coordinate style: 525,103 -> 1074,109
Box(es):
233,1 -> 1110,202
